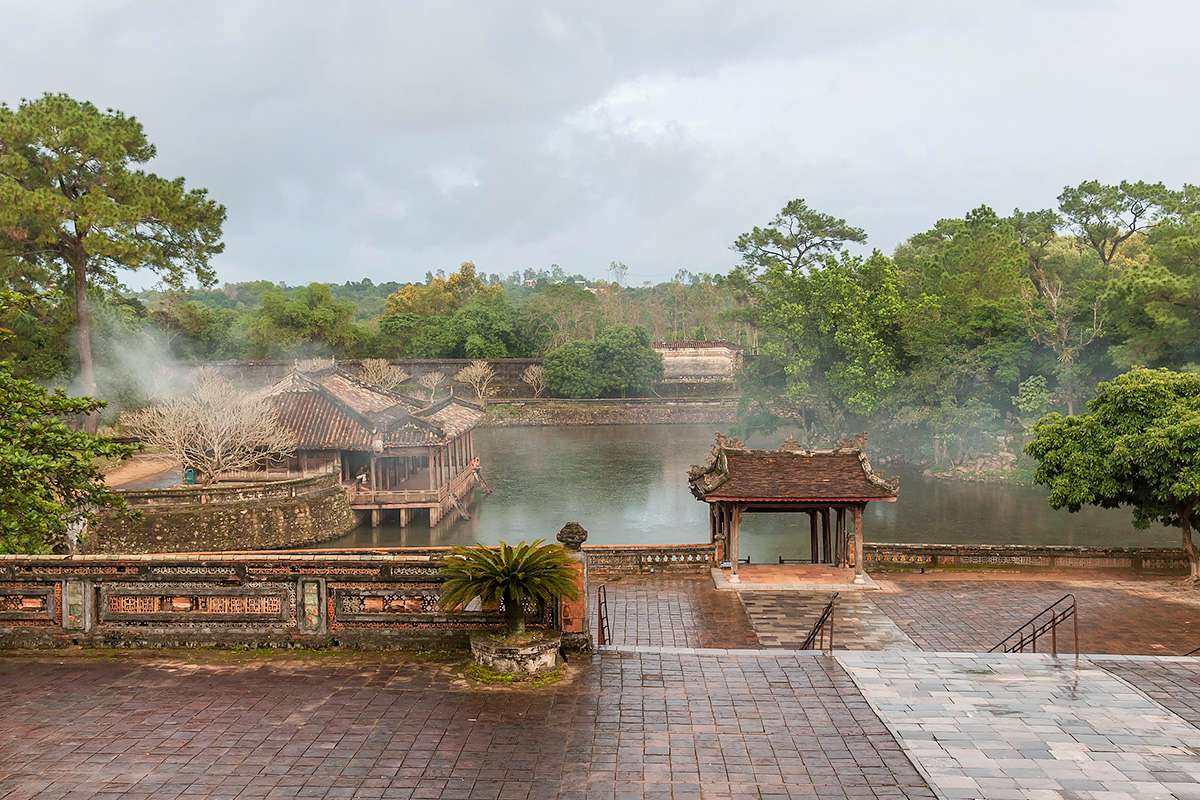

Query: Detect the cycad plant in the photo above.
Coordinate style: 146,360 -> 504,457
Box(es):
439,540 -> 580,635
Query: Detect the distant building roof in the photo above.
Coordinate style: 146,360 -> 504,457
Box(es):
688,434 -> 898,503
259,368 -> 483,452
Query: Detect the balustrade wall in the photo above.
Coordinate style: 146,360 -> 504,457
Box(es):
0,551 -> 554,648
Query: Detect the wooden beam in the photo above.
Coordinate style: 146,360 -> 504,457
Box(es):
729,506 -> 741,582
821,509 -> 832,565
853,505 -> 866,584
809,511 -> 818,564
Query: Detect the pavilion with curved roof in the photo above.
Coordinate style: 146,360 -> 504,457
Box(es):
260,366 -> 486,528
689,434 -> 898,583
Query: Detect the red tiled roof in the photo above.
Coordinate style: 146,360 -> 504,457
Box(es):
689,436 -> 898,502
260,368 -> 482,452
269,391 -> 373,450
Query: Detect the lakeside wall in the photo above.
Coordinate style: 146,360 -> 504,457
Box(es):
88,474 -> 356,554
584,541 -> 1190,576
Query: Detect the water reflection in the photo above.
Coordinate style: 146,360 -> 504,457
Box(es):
316,424 -> 1175,561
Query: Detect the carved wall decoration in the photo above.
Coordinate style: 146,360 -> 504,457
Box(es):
0,584 -> 57,624
99,582 -> 293,625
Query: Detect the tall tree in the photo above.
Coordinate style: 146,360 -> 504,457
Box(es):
1103,215 -> 1200,370
1026,368 -> 1200,581
0,94 -> 225,428
1056,180 -> 1184,267
732,198 -> 866,276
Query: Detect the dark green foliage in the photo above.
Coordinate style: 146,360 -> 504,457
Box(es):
544,325 -> 664,398
1026,368 -> 1200,579
439,540 -> 580,633
0,363 -> 134,553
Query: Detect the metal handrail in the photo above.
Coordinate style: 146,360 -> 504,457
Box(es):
800,592 -> 838,652
989,593 -> 1078,658
596,584 -> 611,647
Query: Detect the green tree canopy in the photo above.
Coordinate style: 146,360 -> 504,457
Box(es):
732,197 -> 866,276
544,325 -> 663,398
247,283 -> 364,358
1026,368 -> 1200,580
0,362 -> 133,553
0,94 -> 225,424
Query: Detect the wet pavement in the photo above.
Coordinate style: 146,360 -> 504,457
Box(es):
0,652 -> 932,800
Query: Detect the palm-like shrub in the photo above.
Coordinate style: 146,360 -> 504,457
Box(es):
439,540 -> 580,634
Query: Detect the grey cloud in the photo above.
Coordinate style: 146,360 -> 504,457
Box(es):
1,0 -> 1196,286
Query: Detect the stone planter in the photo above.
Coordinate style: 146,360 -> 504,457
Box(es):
470,631 -> 561,674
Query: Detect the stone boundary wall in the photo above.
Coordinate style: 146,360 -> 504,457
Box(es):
582,543 -> 717,577
864,542 -> 1188,572
575,541 -> 1187,576
0,551 -> 556,649
87,474 -> 356,554
117,473 -> 336,507
186,359 -> 736,399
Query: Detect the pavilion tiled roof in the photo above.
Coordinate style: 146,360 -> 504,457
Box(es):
259,368 -> 481,452
688,434 -> 899,502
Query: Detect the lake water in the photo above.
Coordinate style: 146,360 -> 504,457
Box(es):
317,424 -> 1177,560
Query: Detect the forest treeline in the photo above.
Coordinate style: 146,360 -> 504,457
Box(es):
4,176 -> 1199,468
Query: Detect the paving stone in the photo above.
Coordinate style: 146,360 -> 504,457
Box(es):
0,653 -> 931,800
591,576 -> 758,649
870,578 -> 1200,655
737,592 -> 919,651
838,651 -> 1200,800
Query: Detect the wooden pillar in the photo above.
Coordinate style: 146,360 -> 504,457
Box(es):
371,508 -> 381,528
835,508 -> 846,567
398,508 -> 410,528
427,448 -> 436,490
729,506 -> 741,582
809,511 -> 819,564
369,457 -> 378,490
820,509 -> 832,565
853,505 -> 866,584
709,503 -> 717,544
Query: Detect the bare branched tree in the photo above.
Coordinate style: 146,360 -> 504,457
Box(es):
128,369 -> 297,486
358,358 -> 410,391
455,360 -> 497,401
521,364 -> 547,397
418,370 -> 446,401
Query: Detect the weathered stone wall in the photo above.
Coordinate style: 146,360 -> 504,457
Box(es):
583,543 -> 717,577
483,398 -> 738,427
579,541 -> 1189,576
185,357 -> 740,399
88,475 -> 356,554
864,542 -> 1188,573
0,551 -> 560,649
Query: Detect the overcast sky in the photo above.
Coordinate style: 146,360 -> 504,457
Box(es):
4,1 -> 1199,288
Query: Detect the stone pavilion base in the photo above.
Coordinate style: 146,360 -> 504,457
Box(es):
712,565 -> 880,591
470,631 -> 561,674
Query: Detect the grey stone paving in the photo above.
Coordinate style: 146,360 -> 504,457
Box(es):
838,651 -> 1200,800
739,592 -> 920,651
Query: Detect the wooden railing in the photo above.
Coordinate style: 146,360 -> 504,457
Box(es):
349,459 -> 480,506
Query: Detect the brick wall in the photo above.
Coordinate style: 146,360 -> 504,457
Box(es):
864,542 -> 1188,573
0,550 -> 562,649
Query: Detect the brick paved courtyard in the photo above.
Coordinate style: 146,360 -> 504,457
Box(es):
0,652 -> 931,800
5,650 -> 1200,800
591,576 -> 757,650
594,573 -> 1200,656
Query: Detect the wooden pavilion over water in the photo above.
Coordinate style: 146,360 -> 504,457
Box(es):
260,367 -> 486,528
689,435 -> 898,584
